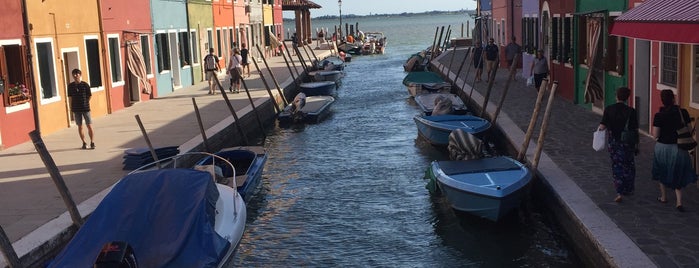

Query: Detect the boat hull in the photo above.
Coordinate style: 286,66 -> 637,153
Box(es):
413,115 -> 491,146
403,71 -> 451,97
300,81 -> 337,96
414,93 -> 468,115
428,157 -> 532,221
278,95 -> 335,125
195,146 -> 268,203
215,184 -> 247,267
310,70 -> 343,82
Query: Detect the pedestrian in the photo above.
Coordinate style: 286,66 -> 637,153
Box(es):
240,43 -> 250,77
651,89 -> 698,212
472,42 -> 484,82
291,33 -> 298,56
598,87 -> 638,203
227,48 -> 243,93
203,48 -> 220,95
67,69 -> 95,150
529,49 -> 549,91
317,28 -> 325,48
505,36 -> 522,68
484,38 -> 499,82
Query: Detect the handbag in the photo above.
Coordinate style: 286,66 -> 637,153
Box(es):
593,128 -> 607,151
676,108 -> 697,150
620,109 -> 638,146
526,75 -> 534,87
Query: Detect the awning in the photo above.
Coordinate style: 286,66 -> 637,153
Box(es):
610,0 -> 699,44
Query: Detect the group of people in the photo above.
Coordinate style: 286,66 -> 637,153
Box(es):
203,43 -> 252,95
471,37 -> 548,90
600,87 -> 697,211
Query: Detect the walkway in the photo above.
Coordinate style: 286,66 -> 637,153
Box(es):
436,48 -> 698,268
0,44 -> 330,266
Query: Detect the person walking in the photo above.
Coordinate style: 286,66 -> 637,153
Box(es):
598,87 -> 638,203
651,89 -> 698,212
505,37 -> 522,69
67,69 -> 95,150
227,48 -> 243,93
484,38 -> 499,82
240,43 -> 250,77
203,48 -> 220,95
529,50 -> 549,91
472,42 -> 484,82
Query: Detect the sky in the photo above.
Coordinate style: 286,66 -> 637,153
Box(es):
291,0 -> 476,18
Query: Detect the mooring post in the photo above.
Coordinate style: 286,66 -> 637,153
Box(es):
0,225 -> 21,268
191,98 -> 211,153
532,81 -> 558,172
248,54 -> 281,113
134,114 -> 162,169
480,59 -> 501,119
239,76 -> 267,142
214,76 -> 250,145
283,41 -> 301,77
492,53 -> 520,125
256,44 -> 289,106
518,79 -> 549,162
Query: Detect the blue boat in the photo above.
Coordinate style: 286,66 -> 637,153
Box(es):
425,156 -> 532,221
278,94 -> 335,125
300,81 -> 337,96
414,93 -> 468,116
317,56 -> 345,71
50,154 -> 247,268
413,114 -> 491,146
195,146 -> 268,203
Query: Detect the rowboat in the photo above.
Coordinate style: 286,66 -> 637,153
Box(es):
49,153 -> 246,267
403,71 -> 451,97
413,114 -> 490,147
278,93 -> 335,125
299,81 -> 337,96
425,156 -> 532,221
414,93 -> 468,115
195,146 -> 268,203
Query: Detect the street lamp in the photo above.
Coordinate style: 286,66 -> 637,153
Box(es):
338,0 -> 342,37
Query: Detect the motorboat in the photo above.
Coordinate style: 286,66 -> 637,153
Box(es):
425,156 -> 532,221
195,146 -> 268,203
414,93 -> 468,115
309,70 -> 343,83
299,81 -> 337,96
278,93 -> 335,125
403,71 -> 451,97
360,32 -> 387,54
413,114 -> 490,147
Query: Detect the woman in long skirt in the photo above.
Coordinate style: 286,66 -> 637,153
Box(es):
599,87 -> 638,202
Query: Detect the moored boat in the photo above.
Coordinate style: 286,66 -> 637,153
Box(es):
278,93 -> 335,125
195,146 -> 268,203
403,71 -> 451,97
360,32 -> 387,54
300,81 -> 337,96
414,93 -> 468,115
309,70 -> 343,83
49,153 -> 246,268
425,156 -> 532,221
413,114 -> 491,147
317,56 -> 345,71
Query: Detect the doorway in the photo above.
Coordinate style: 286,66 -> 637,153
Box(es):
168,32 -> 181,89
62,50 -> 79,124
634,40 -> 651,132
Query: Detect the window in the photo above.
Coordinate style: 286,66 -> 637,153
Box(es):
564,16 -> 572,64
216,29 -> 222,57
36,40 -> 57,99
207,29 -> 213,51
1,44 -> 31,106
140,35 -> 153,75
108,36 -> 123,83
229,28 -> 234,49
178,31 -> 191,67
661,43 -> 678,87
190,31 -> 199,65
85,38 -> 103,87
155,33 -> 171,72
552,17 -> 559,62
606,35 -> 624,74
501,19 -> 506,45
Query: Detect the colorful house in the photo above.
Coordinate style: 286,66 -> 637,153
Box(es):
540,0 -> 576,101
187,0 -> 214,83
521,0 -> 540,81
212,0 -> 235,74
151,0 -> 193,96
611,0 -> 699,134
491,0 -> 522,68
233,0 -> 250,53
574,0 -> 628,113
249,0 -> 264,59
0,0 -> 37,148
26,0 -> 109,135
100,0 -> 157,111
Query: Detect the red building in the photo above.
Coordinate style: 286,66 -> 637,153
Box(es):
541,0 -> 575,101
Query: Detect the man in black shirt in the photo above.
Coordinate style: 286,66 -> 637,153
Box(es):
67,69 -> 95,149
485,38 -> 499,82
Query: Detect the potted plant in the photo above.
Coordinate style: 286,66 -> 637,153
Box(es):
8,83 -> 30,105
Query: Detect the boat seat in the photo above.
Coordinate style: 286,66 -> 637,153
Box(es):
440,157 -> 520,175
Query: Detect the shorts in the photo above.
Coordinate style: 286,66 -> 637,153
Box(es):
486,60 -> 497,71
74,111 -> 92,125
205,70 -> 217,82
230,67 -> 243,83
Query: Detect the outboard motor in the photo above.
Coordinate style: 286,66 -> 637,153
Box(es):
94,241 -> 137,268
447,128 -> 484,161
431,96 -> 453,116
291,92 -> 307,121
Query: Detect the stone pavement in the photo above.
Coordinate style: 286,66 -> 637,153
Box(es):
0,44 -> 331,266
436,48 -> 699,268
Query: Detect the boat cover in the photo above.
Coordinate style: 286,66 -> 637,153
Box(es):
438,156 -> 521,175
402,71 -> 446,86
49,169 -> 228,268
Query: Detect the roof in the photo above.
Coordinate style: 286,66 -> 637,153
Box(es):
281,0 -> 322,10
610,0 -> 699,44
615,0 -> 699,23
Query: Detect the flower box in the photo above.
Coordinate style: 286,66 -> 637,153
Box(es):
9,94 -> 30,105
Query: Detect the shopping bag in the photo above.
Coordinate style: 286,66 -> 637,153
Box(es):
592,129 -> 606,151
526,76 -> 534,87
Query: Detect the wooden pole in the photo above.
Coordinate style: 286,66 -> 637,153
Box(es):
442,26 -> 451,50
29,130 -> 83,226
451,47 -> 471,91
134,114 -> 162,169
307,43 -> 320,63
281,46 -> 299,88
250,55 -> 281,113
191,98 -> 211,153
429,27 -> 439,61
0,225 -> 21,267
434,26 -> 445,58
214,76 -> 249,145
256,44 -> 289,106
517,79 -> 549,162
301,45 -> 315,70
283,41 -> 301,77
532,81 -> 558,172
479,59 -> 500,119
442,43 -> 458,78
294,45 -> 309,73
239,76 -> 267,141
492,53 -> 520,125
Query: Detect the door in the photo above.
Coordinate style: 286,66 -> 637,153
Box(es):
62,50 -> 79,124
168,32 -> 181,88
634,40 -> 651,133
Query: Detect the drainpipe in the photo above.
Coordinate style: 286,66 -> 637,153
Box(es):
21,0 -> 41,133
96,0 -> 113,113
510,0 -> 515,41
49,12 -> 71,127
185,1 -> 195,82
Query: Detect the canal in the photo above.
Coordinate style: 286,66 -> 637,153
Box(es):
232,13 -> 582,267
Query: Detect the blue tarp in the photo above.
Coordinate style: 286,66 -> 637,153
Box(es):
49,169 -> 229,268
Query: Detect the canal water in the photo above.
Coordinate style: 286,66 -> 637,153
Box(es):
233,13 -> 582,267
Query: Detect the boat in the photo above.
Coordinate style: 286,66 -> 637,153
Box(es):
360,32 -> 387,54
309,70 -> 343,83
278,93 -> 335,125
425,156 -> 532,221
413,114 -> 491,147
337,41 -> 362,55
194,146 -> 268,203
317,56 -> 345,71
299,81 -> 337,96
414,93 -> 468,116
403,71 -> 451,97
49,153 -> 246,268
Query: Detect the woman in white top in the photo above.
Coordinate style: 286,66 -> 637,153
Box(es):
227,48 -> 243,93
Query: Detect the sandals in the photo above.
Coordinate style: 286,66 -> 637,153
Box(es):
656,197 -> 668,203
676,205 -> 685,212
